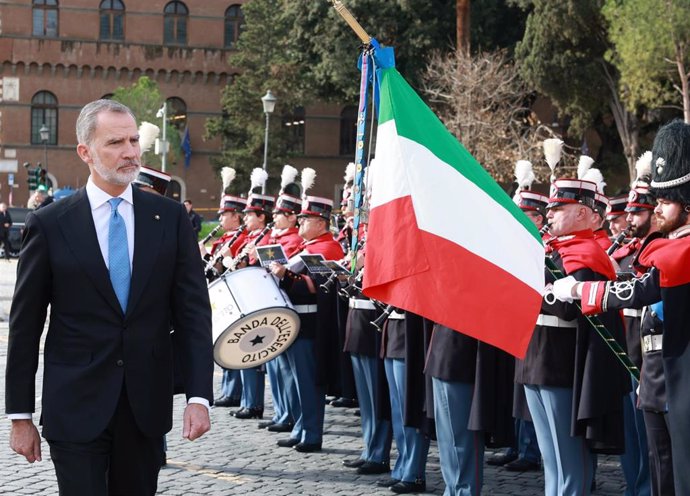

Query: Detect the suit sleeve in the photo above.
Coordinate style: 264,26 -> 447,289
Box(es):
5,213 -> 52,414
170,204 -> 214,403
580,268 -> 661,315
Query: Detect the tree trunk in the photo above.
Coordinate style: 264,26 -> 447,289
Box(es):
675,42 -> 690,123
602,62 -> 639,183
456,0 -> 470,56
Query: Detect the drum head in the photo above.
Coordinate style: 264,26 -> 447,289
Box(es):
213,306 -> 300,369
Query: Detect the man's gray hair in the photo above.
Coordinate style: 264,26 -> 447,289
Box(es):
76,99 -> 136,146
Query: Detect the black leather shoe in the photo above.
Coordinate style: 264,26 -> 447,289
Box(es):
504,458 -> 541,472
330,397 -> 358,408
376,478 -> 400,487
294,442 -> 322,453
486,451 -> 518,466
267,422 -> 294,433
343,458 -> 366,468
357,461 -> 390,475
214,396 -> 241,407
390,479 -> 426,494
234,407 -> 263,419
277,438 -> 300,448
257,420 -> 275,429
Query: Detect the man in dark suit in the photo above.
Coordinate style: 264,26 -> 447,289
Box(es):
0,202 -> 11,260
5,99 -> 214,496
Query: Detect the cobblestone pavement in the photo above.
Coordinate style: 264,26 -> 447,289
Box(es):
0,259 -> 627,495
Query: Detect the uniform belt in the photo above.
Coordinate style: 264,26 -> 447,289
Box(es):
623,308 -> 643,318
642,334 -> 663,353
349,299 -> 377,310
388,311 -> 405,320
294,304 -> 317,314
536,314 -> 577,328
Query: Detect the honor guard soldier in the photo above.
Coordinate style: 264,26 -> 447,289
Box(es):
259,165 -> 303,433
270,193 -> 344,453
516,178 -> 629,496
552,120 -> 690,495
230,169 -> 275,420
607,195 -> 630,237
205,193 -> 247,408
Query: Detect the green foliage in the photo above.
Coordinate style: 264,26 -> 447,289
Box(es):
199,221 -> 220,243
514,0 -> 611,133
111,76 -> 182,170
604,0 -> 690,112
471,0 -> 528,52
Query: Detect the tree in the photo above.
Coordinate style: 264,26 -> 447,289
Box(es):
604,0 -> 690,123
513,0 -> 641,183
205,0 -> 302,193
111,76 -> 181,170
423,48 -> 552,182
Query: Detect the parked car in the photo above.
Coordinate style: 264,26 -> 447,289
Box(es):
3,207 -> 32,258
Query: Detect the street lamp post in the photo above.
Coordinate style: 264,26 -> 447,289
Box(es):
261,90 -> 277,194
39,123 -> 49,174
156,103 -> 168,173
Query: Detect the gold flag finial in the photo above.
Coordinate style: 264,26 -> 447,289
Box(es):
330,0 -> 372,44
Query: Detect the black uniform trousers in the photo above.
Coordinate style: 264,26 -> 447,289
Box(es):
47,384 -> 164,496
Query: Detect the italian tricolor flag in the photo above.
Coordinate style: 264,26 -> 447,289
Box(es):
362,64 -> 544,358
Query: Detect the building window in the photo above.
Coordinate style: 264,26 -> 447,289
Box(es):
32,0 -> 58,37
164,1 -> 188,45
224,5 -> 244,48
284,106 -> 305,154
99,0 -> 125,41
31,91 -> 58,145
339,105 -> 357,157
167,97 -> 187,130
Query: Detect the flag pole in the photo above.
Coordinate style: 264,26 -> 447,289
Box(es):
330,0 -> 377,273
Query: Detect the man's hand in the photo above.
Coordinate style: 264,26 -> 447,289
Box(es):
551,276 -> 581,303
182,403 -> 211,441
270,262 -> 286,279
10,419 -> 42,463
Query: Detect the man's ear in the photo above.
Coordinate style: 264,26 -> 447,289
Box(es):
76,143 -> 92,164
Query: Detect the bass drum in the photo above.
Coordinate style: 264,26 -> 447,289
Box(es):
208,267 -> 300,369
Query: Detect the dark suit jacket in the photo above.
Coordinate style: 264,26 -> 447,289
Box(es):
5,187 -> 213,442
0,210 -> 11,236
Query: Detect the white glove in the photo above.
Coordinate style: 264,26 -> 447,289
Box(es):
550,276 -> 579,303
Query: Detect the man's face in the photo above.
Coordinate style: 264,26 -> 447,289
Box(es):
184,202 -> 192,213
78,111 -> 141,189
626,210 -> 654,238
273,211 -> 296,230
608,215 -> 628,237
244,211 -> 265,231
219,211 -> 241,231
523,210 -> 544,229
546,203 -> 587,236
298,216 -> 326,241
0,203 -> 6,212
654,199 -> 689,234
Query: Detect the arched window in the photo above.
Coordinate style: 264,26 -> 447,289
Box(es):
339,105 -> 357,157
31,91 -> 58,145
166,97 -> 188,131
99,0 -> 125,41
284,106 -> 305,154
164,1 -> 188,45
32,0 -> 58,37
224,5 -> 244,48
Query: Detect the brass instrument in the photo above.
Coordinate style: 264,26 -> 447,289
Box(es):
227,222 -> 274,271
205,225 -> 246,277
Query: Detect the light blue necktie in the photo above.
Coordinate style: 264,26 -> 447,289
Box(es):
108,198 -> 130,312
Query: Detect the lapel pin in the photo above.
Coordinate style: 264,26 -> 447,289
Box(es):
154,214 -> 160,220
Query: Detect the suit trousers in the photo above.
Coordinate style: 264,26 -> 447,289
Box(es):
351,353 -> 392,463
240,366 -> 264,409
271,353 -> 297,425
524,385 -> 594,496
220,368 -> 242,400
285,338 -> 325,444
432,377 -> 484,496
47,387 -> 164,496
643,410 -> 675,496
620,386 -> 651,496
385,358 -> 429,482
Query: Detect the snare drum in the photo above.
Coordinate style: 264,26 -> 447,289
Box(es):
208,267 -> 300,369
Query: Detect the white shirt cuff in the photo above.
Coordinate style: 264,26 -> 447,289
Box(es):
188,397 -> 211,413
8,413 -> 32,420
